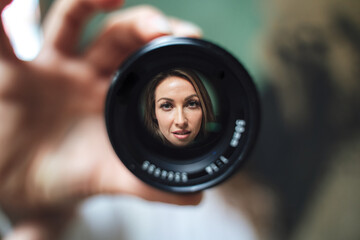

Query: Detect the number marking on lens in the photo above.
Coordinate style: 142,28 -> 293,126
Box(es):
230,119 -> 246,147
205,155 -> 229,175
142,161 -> 188,183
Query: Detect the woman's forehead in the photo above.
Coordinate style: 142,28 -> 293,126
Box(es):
155,76 -> 197,99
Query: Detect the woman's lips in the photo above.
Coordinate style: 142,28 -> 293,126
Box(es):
172,130 -> 191,140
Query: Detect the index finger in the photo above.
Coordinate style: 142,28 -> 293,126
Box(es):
42,0 -> 124,55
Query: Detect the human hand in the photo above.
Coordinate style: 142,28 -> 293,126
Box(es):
0,0 -> 202,238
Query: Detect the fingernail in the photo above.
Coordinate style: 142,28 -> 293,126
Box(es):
174,21 -> 203,37
149,15 -> 172,34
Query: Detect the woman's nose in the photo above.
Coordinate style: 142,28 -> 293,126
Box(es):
174,109 -> 188,127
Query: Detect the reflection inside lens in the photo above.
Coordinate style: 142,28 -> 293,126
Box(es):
143,68 -> 219,147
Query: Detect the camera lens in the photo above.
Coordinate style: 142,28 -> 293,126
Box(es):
105,36 -> 260,193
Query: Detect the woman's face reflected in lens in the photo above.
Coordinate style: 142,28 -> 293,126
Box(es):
144,68 -> 215,147
155,76 -> 203,147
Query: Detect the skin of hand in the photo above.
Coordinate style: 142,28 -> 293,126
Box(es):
0,0 -> 202,238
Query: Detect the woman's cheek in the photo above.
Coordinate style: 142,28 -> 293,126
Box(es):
156,111 -> 172,130
188,110 -> 202,128
197,111 -> 203,129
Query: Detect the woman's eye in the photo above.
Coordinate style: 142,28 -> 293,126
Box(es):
160,103 -> 173,110
187,100 -> 200,109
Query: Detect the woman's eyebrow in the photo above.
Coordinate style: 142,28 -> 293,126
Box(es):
185,94 -> 198,101
157,97 -> 174,103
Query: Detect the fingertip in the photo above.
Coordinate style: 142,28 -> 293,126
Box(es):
148,15 -> 172,35
170,19 -> 203,38
136,9 -> 173,42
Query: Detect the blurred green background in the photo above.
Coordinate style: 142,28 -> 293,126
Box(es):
123,0 -> 264,86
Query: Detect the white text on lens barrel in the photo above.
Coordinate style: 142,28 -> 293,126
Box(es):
230,120 -> 246,147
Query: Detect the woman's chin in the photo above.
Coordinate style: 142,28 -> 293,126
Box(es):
168,136 -> 193,147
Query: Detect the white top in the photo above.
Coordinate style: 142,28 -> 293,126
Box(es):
63,190 -> 257,240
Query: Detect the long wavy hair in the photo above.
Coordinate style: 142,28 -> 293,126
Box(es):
144,68 -> 215,144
